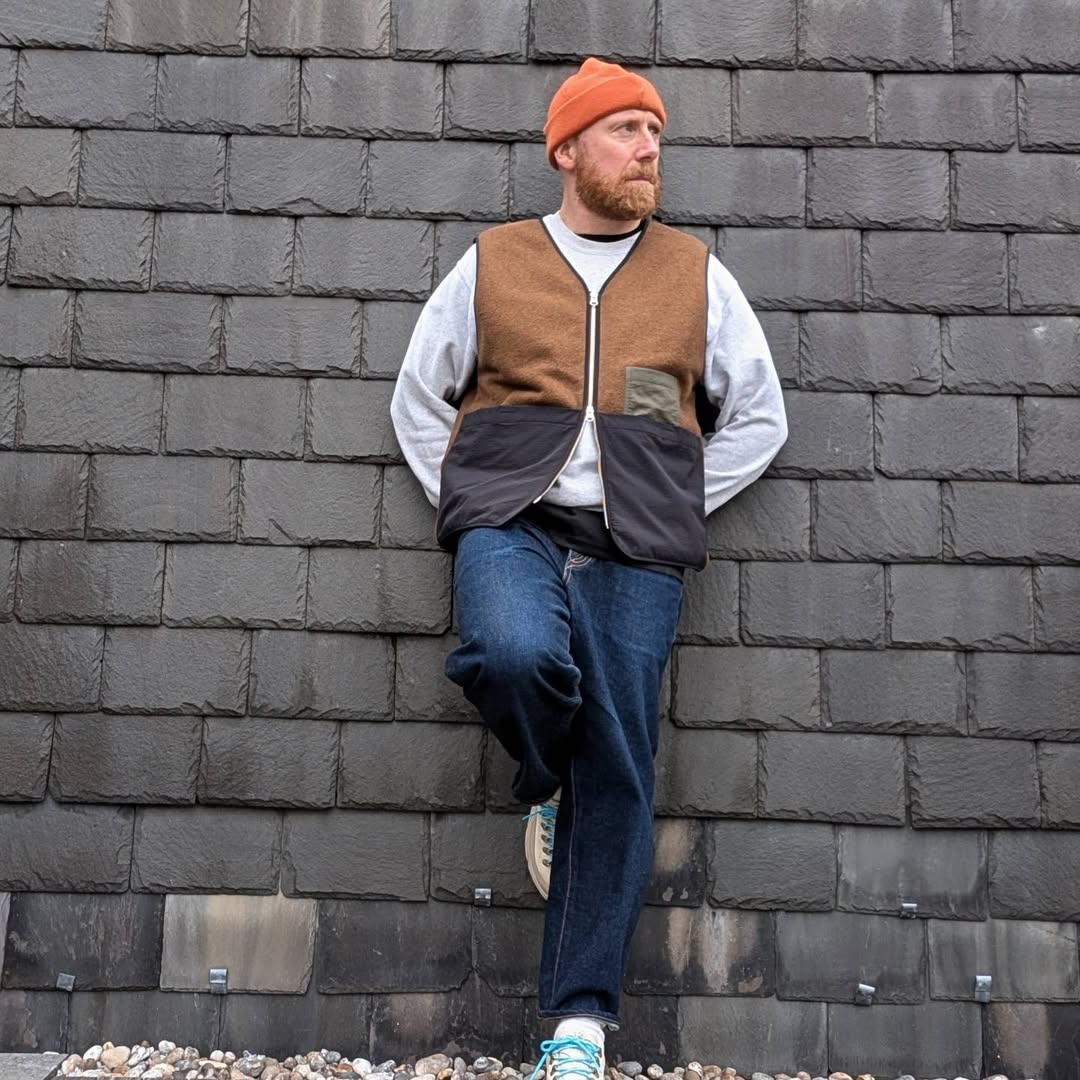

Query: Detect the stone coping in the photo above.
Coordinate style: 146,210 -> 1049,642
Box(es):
0,1053 -> 64,1080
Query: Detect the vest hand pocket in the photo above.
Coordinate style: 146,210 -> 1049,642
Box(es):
624,366 -> 681,426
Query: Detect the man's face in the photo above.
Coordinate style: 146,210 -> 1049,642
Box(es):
570,108 -> 663,221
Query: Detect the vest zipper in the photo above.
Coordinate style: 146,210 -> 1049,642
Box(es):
532,289 -> 609,527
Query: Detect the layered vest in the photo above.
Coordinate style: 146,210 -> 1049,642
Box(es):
436,217 -> 711,570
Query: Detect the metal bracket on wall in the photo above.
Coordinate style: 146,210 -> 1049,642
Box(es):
975,974 -> 992,1002
855,982 -> 875,1005
899,901 -> 918,918
473,887 -> 492,906
209,967 -> 228,994
56,973 -> 76,992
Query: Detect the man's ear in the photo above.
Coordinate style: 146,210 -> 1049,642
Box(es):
553,136 -> 577,171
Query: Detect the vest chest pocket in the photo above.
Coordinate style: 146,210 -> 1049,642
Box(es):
624,366 -> 681,426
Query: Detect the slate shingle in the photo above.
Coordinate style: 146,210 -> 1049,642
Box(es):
878,73 -> 1016,150
106,0 -> 248,54
250,0 -> 389,56
15,49 -> 157,129
302,58 -> 442,138
8,207 -> 154,291
157,54 -> 299,134
800,0 -> 953,70
80,130 -> 226,211
657,0 -> 797,66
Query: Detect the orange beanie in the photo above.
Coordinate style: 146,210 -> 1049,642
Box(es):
544,57 -> 666,168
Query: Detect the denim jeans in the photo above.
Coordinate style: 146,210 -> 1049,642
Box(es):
446,519 -> 684,1030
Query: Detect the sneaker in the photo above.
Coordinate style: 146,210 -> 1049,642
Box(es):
522,789 -> 560,900
526,1036 -> 604,1080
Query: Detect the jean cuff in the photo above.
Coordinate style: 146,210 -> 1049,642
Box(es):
535,1008 -> 620,1032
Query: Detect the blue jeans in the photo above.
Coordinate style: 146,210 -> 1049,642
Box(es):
446,519 -> 685,1029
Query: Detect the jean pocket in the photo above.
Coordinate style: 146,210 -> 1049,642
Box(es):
624,366 -> 680,426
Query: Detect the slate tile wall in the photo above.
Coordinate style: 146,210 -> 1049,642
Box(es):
1,1 -> 1079,1077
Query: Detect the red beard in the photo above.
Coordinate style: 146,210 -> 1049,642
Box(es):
574,150 -> 661,221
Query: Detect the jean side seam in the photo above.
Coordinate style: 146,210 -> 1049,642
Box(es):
548,754 -> 577,1001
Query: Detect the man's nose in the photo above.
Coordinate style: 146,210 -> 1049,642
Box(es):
635,132 -> 660,159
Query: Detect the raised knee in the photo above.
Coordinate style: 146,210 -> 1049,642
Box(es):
481,634 -> 568,687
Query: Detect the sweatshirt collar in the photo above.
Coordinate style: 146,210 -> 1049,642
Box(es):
545,211 -> 643,257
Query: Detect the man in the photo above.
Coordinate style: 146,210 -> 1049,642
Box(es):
391,57 -> 787,1080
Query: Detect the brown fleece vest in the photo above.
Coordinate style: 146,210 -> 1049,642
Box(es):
453,218 -> 709,438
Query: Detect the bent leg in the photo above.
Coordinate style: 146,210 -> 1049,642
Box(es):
446,521 -> 581,805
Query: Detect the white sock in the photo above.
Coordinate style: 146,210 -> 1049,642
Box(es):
554,1016 -> 605,1050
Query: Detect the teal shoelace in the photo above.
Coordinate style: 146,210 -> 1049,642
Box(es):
527,1037 -> 602,1080
522,803 -> 558,866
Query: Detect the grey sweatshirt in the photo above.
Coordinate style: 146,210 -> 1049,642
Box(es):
390,212 -> 788,517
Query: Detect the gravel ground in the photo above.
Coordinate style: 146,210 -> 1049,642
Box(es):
54,1042 -> 1033,1080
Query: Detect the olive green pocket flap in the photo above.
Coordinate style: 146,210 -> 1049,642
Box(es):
624,366 -> 680,425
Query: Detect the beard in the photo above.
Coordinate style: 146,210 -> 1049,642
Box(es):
574,148 -> 662,221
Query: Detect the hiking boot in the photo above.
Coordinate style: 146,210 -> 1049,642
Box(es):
526,1036 -> 604,1080
522,789 -> 560,900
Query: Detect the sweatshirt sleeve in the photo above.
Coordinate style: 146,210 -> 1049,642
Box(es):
389,245 -> 479,509
701,253 -> 789,516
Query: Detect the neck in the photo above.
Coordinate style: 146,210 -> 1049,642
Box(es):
557,198 -> 643,237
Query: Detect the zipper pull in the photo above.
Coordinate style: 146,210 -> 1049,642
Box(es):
585,404 -> 595,421
588,291 -> 598,307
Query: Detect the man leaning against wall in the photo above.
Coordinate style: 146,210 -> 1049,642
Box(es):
391,57 -> 787,1080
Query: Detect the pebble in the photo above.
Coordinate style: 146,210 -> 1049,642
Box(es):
102,1049 -> 132,1071
416,1057 -> 451,1076
646,1069 -> 663,1080
617,1065 -> 642,1079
